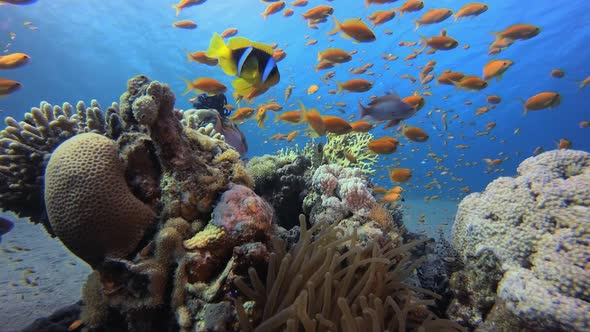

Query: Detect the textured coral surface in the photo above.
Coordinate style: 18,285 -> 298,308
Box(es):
451,149 -> 590,331
45,133 -> 155,267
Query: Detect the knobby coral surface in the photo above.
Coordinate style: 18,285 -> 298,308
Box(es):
450,149 -> 590,331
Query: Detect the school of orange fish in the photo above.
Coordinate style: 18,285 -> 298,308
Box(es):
2,0 -> 589,204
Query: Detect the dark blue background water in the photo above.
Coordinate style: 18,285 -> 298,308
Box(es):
1,0 -> 589,201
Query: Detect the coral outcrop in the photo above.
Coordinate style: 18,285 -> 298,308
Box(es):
45,133 -> 155,267
449,149 -> 590,331
247,155 -> 311,229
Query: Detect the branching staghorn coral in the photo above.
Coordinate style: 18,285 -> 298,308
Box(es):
323,132 -> 378,175
234,215 -> 466,332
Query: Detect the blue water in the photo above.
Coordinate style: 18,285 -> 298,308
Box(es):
1,0 -> 589,200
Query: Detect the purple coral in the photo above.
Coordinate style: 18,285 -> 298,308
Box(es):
212,184 -> 274,242
310,164 -> 376,221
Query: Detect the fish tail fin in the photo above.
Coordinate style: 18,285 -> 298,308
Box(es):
317,51 -> 322,63
261,11 -> 268,21
365,0 -> 371,8
413,20 -> 420,31
418,35 -> 428,52
171,4 -> 181,17
358,102 -> 368,119
186,51 -> 193,63
327,15 -> 341,36
206,33 -> 237,76
181,78 -> 194,95
453,14 -> 459,23
298,99 -> 308,122
516,97 -> 528,115
333,79 -> 343,93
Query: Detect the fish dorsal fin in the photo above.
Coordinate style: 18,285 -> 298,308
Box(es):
343,18 -> 363,25
228,37 -> 274,55
237,46 -> 254,77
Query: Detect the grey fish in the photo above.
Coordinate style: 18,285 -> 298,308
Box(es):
0,216 -> 14,243
358,93 -> 416,127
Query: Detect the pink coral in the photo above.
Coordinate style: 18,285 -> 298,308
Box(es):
212,184 -> 274,242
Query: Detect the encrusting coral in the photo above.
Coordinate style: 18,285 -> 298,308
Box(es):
233,215 -> 466,332
450,149 -> 590,331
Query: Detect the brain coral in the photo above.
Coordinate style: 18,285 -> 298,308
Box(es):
451,149 -> 590,331
45,133 -> 155,267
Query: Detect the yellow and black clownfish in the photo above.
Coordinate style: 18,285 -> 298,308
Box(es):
205,33 -> 280,101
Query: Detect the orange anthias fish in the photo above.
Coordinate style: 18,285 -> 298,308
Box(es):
229,107 -> 255,122
389,168 -> 412,182
0,52 -> 30,69
187,51 -> 219,66
275,111 -> 303,123
454,3 -> 488,23
172,20 -> 197,29
437,71 -> 465,85
303,5 -> 334,21
318,48 -> 352,63
453,75 -> 488,91
402,95 -> 425,111
262,1 -> 286,20
397,0 -> 424,18
414,8 -> 453,30
328,17 -> 376,43
322,115 -> 352,135
368,9 -> 396,27
365,0 -> 397,7
171,0 -> 206,16
0,79 -> 23,96
299,100 -> 326,136
483,59 -> 514,81
403,126 -> 429,142
221,28 -> 238,38
521,92 -> 561,114
181,77 -> 227,96
334,78 -> 373,93
368,136 -> 399,154
493,24 -> 541,41
350,120 -> 375,132
420,31 -> 459,51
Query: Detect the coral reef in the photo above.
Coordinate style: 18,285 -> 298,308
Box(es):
1,74 -> 468,332
323,132 -> 378,175
233,215 -> 466,331
450,149 -> 590,331
247,155 -> 311,229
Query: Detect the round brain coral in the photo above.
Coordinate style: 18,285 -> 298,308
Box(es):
44,133 -> 155,267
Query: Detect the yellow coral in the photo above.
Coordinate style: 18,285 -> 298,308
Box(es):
324,132 -> 378,175
183,224 -> 226,250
